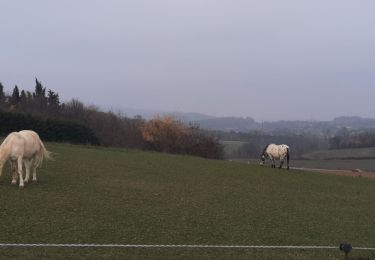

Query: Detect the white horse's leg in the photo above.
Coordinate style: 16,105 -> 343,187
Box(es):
32,165 -> 37,182
11,160 -> 18,185
0,162 -> 4,178
24,160 -> 32,183
17,157 -> 24,188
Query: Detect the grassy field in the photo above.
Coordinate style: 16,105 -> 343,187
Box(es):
302,147 -> 375,160
0,144 -> 375,259
292,159 -> 375,172
299,147 -> 375,172
221,140 -> 247,157
243,158 -> 375,172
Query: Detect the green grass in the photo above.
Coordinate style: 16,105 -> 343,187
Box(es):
243,158 -> 375,172
0,143 -> 375,259
221,140 -> 247,156
292,159 -> 375,172
298,147 -> 375,171
302,147 -> 375,160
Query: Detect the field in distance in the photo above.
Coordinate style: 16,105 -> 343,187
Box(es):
301,147 -> 375,160
0,143 -> 375,259
239,147 -> 375,172
300,147 -> 375,172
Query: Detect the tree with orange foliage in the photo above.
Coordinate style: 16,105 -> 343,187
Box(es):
141,116 -> 186,153
141,116 -> 223,159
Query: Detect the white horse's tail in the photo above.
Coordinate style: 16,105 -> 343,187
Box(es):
35,139 -> 51,167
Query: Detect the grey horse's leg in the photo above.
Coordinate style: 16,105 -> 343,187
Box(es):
270,156 -> 275,168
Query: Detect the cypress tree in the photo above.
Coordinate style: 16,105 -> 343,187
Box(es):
0,82 -> 6,109
35,78 -> 45,97
47,89 -> 60,115
47,89 -> 60,106
20,90 -> 27,103
34,77 -> 47,112
11,85 -> 20,105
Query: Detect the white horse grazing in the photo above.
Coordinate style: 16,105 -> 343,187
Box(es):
0,130 -> 50,187
260,144 -> 290,170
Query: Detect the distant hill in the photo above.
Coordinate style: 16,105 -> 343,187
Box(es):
330,116 -> 375,128
116,107 -> 375,134
193,116 -> 375,134
166,112 -> 216,122
116,107 -> 215,121
195,117 -> 257,131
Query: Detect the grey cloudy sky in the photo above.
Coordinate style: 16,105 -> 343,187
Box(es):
1,0 -> 374,121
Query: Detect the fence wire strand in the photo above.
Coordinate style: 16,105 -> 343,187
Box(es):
0,244 -> 374,251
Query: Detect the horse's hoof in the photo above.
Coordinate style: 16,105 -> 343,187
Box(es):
19,185 -> 24,188
32,179 -> 37,182
11,180 -> 17,185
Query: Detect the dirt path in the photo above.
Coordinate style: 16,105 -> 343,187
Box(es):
292,167 -> 375,179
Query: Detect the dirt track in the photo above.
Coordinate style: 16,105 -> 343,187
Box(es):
292,167 -> 375,179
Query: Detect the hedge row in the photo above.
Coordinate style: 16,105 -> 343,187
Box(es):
0,111 -> 99,145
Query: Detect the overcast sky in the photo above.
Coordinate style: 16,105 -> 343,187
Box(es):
1,0 -> 374,121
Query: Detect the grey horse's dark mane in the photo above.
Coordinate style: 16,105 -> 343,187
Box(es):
261,144 -> 271,156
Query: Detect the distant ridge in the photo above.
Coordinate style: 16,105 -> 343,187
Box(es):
113,107 -> 375,133
166,112 -> 216,122
195,117 -> 257,131
115,107 -> 215,121
193,116 -> 375,133
332,116 -> 375,126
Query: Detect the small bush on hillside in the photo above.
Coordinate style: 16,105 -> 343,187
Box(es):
142,116 -> 223,159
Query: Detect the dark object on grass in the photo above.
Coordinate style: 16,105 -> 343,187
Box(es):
339,243 -> 352,260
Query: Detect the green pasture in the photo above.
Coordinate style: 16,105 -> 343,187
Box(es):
302,147 -> 375,160
292,159 -> 375,172
243,158 -> 375,172
220,140 -> 247,156
299,147 -> 375,171
0,144 -> 374,259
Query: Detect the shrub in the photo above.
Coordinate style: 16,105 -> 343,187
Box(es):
0,111 -> 99,145
141,116 -> 223,159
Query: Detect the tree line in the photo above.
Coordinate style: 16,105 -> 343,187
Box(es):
0,79 -> 223,159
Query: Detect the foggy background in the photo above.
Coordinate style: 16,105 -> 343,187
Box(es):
1,0 -> 374,121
